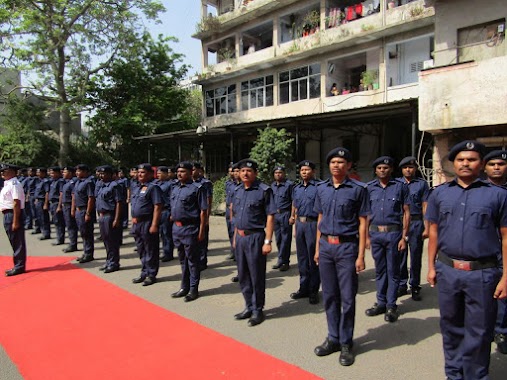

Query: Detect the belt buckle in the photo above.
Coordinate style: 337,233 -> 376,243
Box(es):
237,229 -> 245,237
299,216 -> 307,222
453,260 -> 471,271
175,221 -> 183,227
378,225 -> 388,232
327,235 -> 340,245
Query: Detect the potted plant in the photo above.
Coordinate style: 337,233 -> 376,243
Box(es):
303,10 -> 320,34
361,69 -> 378,90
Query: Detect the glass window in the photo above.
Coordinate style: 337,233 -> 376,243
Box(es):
279,63 -> 321,103
206,84 -> 237,117
240,75 -> 274,110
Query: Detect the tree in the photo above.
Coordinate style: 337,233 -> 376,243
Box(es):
249,127 -> 294,183
0,0 -> 165,165
86,33 -> 190,167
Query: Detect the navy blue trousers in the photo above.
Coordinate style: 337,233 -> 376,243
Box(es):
235,232 -> 267,312
50,202 -> 65,244
198,224 -> 209,268
399,219 -> 424,289
3,211 -> 27,270
497,298 -> 507,336
172,224 -> 200,290
27,196 -> 39,231
226,213 -> 235,257
159,209 -> 174,259
295,220 -> 320,294
436,261 -> 500,380
132,219 -> 159,278
370,230 -> 402,309
35,199 -> 51,238
62,204 -> 78,248
319,238 -> 358,346
274,211 -> 292,265
75,210 -> 94,259
23,200 -> 32,229
121,202 -> 129,229
99,213 -> 121,269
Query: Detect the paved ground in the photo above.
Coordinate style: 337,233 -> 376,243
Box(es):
1,216 -> 506,379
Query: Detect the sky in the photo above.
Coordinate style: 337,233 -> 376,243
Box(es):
143,0 -> 203,77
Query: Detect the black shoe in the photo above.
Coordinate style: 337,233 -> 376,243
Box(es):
314,337 -> 341,356
365,303 -> 386,317
160,256 -> 174,262
171,288 -> 189,298
397,287 -> 408,297
99,264 -> 107,271
495,333 -> 507,354
104,267 -> 120,273
184,289 -> 199,302
290,290 -> 309,300
132,275 -> 146,284
248,311 -> 265,327
200,264 -> 208,271
78,256 -> 94,264
234,309 -> 253,320
411,287 -> 422,301
226,252 -> 234,260
62,246 -> 78,253
279,263 -> 290,272
231,276 -> 239,283
339,344 -> 355,366
31,230 -> 41,235
385,307 -> 399,323
142,276 -> 157,286
51,241 -> 64,246
5,268 -> 25,277
272,263 -> 282,270
39,236 -> 51,241
309,293 -> 320,305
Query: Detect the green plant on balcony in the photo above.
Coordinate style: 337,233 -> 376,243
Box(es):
196,14 -> 221,34
361,24 -> 375,32
302,10 -> 320,31
409,5 -> 424,18
218,47 -> 236,64
361,69 -> 379,90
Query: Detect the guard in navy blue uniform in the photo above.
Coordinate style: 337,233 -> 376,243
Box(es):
96,166 -> 124,273
290,160 -> 320,304
225,163 -> 240,261
192,163 -> 212,271
231,159 -> 275,327
155,166 -> 174,262
313,148 -> 369,366
130,163 -> 162,286
483,149 -> 507,355
34,167 -> 51,240
117,168 -> 130,229
25,167 -> 40,232
271,166 -> 293,272
396,156 -> 429,301
1,164 -> 27,277
59,167 -> 78,253
48,167 -> 66,246
72,164 -> 96,263
365,156 -> 410,323
170,162 -> 208,302
426,141 -> 507,380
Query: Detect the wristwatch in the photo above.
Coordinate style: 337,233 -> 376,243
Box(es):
264,239 -> 272,245
403,236 -> 409,242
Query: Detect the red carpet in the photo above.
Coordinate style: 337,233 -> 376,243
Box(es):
0,256 -> 321,380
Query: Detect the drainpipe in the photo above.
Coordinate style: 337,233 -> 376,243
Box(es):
230,131 -> 234,163
411,102 -> 417,157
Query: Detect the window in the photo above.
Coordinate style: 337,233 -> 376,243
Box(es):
279,63 -> 321,104
241,76 -> 274,110
458,19 -> 505,63
205,85 -> 237,117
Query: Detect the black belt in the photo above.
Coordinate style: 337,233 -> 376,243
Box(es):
321,234 -> 358,245
98,211 -> 113,216
237,228 -> 264,236
298,216 -> 317,223
173,219 -> 199,227
369,224 -> 401,232
437,251 -> 497,271
133,215 -> 152,222
2,209 -> 13,214
276,208 -> 291,214
410,215 -> 423,221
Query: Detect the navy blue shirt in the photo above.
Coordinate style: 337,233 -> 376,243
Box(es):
94,179 -> 104,198
314,177 -> 370,236
396,177 -> 429,216
130,181 -> 163,218
366,178 -> 409,226
26,176 -> 40,196
155,179 -> 172,210
96,180 -> 125,212
34,177 -> 50,200
73,176 -> 96,208
232,180 -> 276,230
292,179 -> 319,218
170,181 -> 207,222
194,176 -> 213,199
116,178 -> 128,202
426,179 -> 507,261
271,179 -> 293,211
225,179 -> 240,218
49,178 -> 65,202
61,177 -> 77,204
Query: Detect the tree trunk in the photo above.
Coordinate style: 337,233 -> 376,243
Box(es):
59,108 -> 71,166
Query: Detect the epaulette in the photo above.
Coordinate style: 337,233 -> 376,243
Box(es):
366,179 -> 377,186
316,179 -> 330,186
192,181 -> 203,189
259,182 -> 270,191
349,178 -> 368,188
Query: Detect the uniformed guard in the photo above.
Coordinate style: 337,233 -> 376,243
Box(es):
225,163 -> 238,261
270,166 -> 293,272
192,162 -> 213,271
48,166 -> 66,246
290,160 -> 320,304
396,156 -> 429,301
25,167 -> 40,232
170,162 -> 207,301
426,140 -> 507,379
117,168 -> 130,229
483,149 -> 507,355
231,159 -> 275,326
59,166 -> 78,253
156,166 -> 174,262
18,168 -> 31,231
72,164 -> 96,263
33,167 -> 51,240
96,165 -> 124,273
1,164 -> 27,277
130,163 -> 163,286
312,148 -> 369,366
365,156 -> 410,323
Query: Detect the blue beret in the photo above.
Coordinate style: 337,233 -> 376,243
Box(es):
98,165 -> 113,173
137,163 -> 153,171
38,167 -> 48,172
177,161 -> 193,171
62,166 -> 75,172
448,140 -> 485,161
484,150 -> 507,163
237,159 -> 258,170
49,166 -> 61,172
231,162 -> 239,170
157,166 -> 169,173
0,163 -> 20,171
298,160 -> 316,169
75,164 -> 89,171
326,147 -> 352,164
273,165 -> 285,172
398,156 -> 417,168
372,156 -> 395,168
193,162 -> 203,170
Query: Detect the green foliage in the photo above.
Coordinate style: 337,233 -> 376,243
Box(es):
196,14 -> 221,34
249,127 -> 294,183
211,175 -> 228,215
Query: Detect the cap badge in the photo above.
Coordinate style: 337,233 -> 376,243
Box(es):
466,142 -> 474,149
502,154 -> 507,160
304,161 -> 309,166
338,150 -> 344,156
247,162 -> 252,167
384,159 -> 389,164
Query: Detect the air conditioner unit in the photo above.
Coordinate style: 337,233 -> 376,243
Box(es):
423,59 -> 434,69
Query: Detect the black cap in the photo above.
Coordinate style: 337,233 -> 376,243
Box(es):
177,161 -> 193,171
398,156 -> 417,168
273,165 -> 285,172
484,150 -> 507,163
237,159 -> 258,170
37,167 -> 48,172
0,163 -> 20,171
193,162 -> 203,170
49,166 -> 61,172
326,147 -> 352,164
62,166 -> 76,172
448,140 -> 486,161
137,163 -> 153,171
98,165 -> 113,174
372,156 -> 395,168
231,162 -> 240,170
75,164 -> 90,171
157,166 -> 169,173
298,160 -> 316,170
